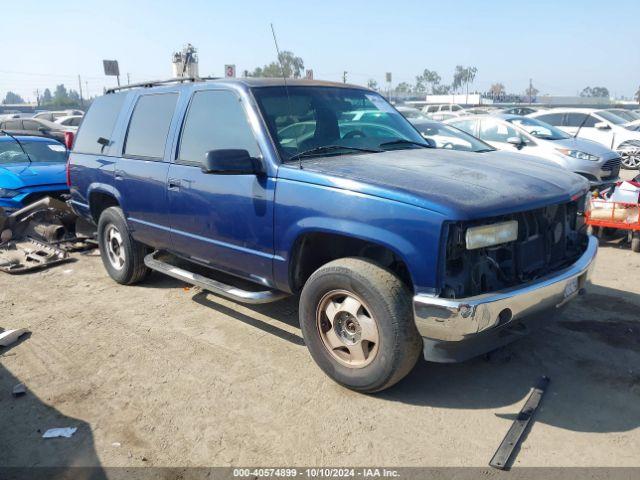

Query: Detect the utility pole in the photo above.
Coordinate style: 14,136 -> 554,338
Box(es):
528,78 -> 533,105
78,75 -> 84,108
127,73 -> 131,85
342,71 -> 347,84
85,81 -> 89,100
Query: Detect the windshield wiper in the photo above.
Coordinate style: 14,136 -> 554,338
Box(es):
378,139 -> 433,150
287,145 -> 381,162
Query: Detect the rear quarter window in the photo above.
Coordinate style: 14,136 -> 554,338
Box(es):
124,93 -> 178,159
74,93 -> 127,154
535,113 -> 564,126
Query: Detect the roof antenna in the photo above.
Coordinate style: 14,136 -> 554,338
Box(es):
270,23 -> 303,170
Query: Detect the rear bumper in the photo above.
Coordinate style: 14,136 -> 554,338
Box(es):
413,235 -> 598,362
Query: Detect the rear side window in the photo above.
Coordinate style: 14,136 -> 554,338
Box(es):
535,113 -> 564,126
74,93 -> 127,154
565,113 -> 597,128
124,93 -> 178,159
2,120 -> 22,129
22,120 -> 40,130
178,90 -> 260,166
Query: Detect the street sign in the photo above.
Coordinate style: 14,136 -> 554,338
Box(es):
225,64 -> 236,78
103,60 -> 120,77
305,69 -> 314,80
385,72 -> 392,83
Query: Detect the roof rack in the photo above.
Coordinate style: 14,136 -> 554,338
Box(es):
105,76 -> 220,94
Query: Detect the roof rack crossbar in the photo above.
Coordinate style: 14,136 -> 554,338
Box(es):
105,76 -> 220,94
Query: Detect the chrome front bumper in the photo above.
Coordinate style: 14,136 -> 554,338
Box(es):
413,235 -> 598,350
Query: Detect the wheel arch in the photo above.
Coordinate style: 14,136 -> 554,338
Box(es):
287,228 -> 417,294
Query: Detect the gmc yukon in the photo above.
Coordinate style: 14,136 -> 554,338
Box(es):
68,78 -> 597,392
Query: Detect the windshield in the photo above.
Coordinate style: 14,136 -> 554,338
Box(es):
507,117 -> 570,140
597,110 -> 627,125
607,109 -> 640,122
0,138 -> 68,165
413,121 -> 493,152
252,86 -> 429,162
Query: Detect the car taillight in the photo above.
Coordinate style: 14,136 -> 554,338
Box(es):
64,131 -> 75,150
66,159 -> 71,187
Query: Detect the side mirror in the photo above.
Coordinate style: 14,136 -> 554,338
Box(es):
201,149 -> 261,175
38,127 -> 48,133
507,136 -> 525,148
595,122 -> 610,130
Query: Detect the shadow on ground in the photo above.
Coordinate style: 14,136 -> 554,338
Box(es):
0,340 -> 106,479
188,280 -> 640,436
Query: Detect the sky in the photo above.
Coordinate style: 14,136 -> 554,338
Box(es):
1,0 -> 639,102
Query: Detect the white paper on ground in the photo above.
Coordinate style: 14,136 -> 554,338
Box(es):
42,427 -> 77,438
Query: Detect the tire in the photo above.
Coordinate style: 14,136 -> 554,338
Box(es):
299,257 -> 422,393
97,206 -> 150,285
632,232 -> 640,253
621,153 -> 640,170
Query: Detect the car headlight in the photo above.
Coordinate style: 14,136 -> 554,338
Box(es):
466,220 -> 518,250
556,148 -> 599,161
0,188 -> 19,198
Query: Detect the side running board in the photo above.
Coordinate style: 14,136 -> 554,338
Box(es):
144,251 -> 288,304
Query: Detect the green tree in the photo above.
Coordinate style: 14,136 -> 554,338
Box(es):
432,84 -> 451,95
525,83 -> 539,99
367,79 -> 379,90
415,69 -> 441,94
580,86 -> 610,98
42,88 -> 52,104
251,51 -> 305,79
452,66 -> 478,97
395,82 -> 412,93
489,82 -> 506,98
2,91 -> 25,104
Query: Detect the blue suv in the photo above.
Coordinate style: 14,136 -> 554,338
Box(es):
68,78 -> 597,392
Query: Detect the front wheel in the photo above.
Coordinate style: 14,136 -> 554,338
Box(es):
299,257 -> 422,393
97,206 -> 150,285
621,153 -> 640,170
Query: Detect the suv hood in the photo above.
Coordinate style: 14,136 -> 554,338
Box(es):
0,162 -> 67,189
279,149 -> 588,220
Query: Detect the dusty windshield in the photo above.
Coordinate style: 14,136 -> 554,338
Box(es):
252,86 -> 430,162
0,138 -> 68,165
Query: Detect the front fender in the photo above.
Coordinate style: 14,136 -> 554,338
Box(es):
272,178 -> 445,293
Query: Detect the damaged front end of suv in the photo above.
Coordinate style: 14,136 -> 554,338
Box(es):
414,194 -> 596,362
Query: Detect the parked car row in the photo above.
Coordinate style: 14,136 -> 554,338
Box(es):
0,109 -> 84,141
528,109 -> 640,169
407,103 -> 640,170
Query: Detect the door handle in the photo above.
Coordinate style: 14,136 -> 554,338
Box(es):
114,169 -> 124,181
168,179 -> 182,191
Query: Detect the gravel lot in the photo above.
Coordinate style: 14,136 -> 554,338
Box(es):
1,172 -> 639,469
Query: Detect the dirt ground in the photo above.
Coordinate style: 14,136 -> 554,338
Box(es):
1,172 -> 639,469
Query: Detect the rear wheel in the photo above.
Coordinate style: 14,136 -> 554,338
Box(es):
299,257 -> 422,393
97,207 -> 150,285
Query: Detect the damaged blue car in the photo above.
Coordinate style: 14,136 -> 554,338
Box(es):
0,134 -> 69,212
